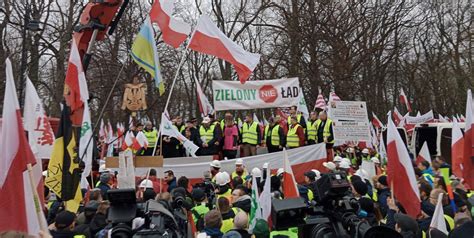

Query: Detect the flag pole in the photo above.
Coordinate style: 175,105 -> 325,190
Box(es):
26,163 -> 48,233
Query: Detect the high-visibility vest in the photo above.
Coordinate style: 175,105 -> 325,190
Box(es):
220,208 -> 241,233
444,214 -> 454,231
287,124 -> 301,148
174,124 -> 185,134
315,119 -> 334,143
307,120 -> 318,141
287,114 -> 303,126
361,156 -> 371,162
144,129 -> 158,147
217,189 -> 232,202
271,228 -> 298,238
422,173 -> 434,186
191,203 -> 210,223
265,125 -> 281,146
199,125 -> 215,143
231,170 -> 248,181
242,122 -> 259,145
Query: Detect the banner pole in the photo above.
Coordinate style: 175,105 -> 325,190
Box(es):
26,163 -> 48,233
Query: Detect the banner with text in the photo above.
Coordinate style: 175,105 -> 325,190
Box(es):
212,78 -> 301,111
405,110 -> 434,124
329,101 -> 370,142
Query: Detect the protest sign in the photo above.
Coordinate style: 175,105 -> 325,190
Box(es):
212,78 -> 301,111
329,101 -> 368,121
328,101 -> 370,141
405,110 -> 434,124
333,121 -> 371,141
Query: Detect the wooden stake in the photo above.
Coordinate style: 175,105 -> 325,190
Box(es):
26,163 -> 48,233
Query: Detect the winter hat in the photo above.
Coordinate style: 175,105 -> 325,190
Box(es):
378,175 -> 388,186
55,211 -> 76,229
304,171 -> 316,181
192,188 -> 206,202
352,179 -> 368,196
394,213 -> 418,234
252,219 -> 270,238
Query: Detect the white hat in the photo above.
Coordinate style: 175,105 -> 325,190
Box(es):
210,160 -> 221,168
339,160 -> 351,169
251,167 -> 262,178
362,148 -> 369,154
346,147 -> 354,153
235,159 -> 243,166
342,158 -> 351,165
323,162 -> 336,171
371,157 -> 380,164
99,164 -> 111,173
355,169 -> 369,181
202,117 -> 211,124
216,172 -> 231,186
311,169 -> 321,180
139,179 -> 154,188
276,168 -> 284,176
333,156 -> 343,163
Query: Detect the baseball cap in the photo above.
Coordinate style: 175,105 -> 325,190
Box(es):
55,211 -> 76,229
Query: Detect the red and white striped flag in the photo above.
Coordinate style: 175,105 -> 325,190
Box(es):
195,77 -> 214,116
282,149 -> 299,198
399,88 -> 412,112
416,141 -> 431,164
371,112 -> 383,128
386,113 -> 420,218
393,107 -> 403,126
0,59 -> 46,235
329,91 -> 341,102
189,15 -> 261,84
149,0 -> 191,48
452,118 -> 464,178
463,90 -> 474,188
314,89 -> 326,110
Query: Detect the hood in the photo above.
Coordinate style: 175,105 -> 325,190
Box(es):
233,194 -> 251,203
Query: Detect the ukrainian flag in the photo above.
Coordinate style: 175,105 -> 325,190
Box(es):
131,17 -> 165,95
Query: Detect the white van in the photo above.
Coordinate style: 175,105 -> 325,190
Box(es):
410,122 -> 464,164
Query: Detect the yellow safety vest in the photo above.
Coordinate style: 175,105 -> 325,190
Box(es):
271,228 -> 298,238
144,129 -> 158,147
307,120 -> 317,141
287,124 -> 301,148
199,125 -> 215,143
287,114 -> 302,126
220,208 -> 241,233
444,214 -> 454,231
174,124 -> 185,134
231,170 -> 248,181
217,189 -> 232,202
265,125 -> 281,146
242,122 -> 259,145
315,119 -> 334,143
191,203 -> 210,224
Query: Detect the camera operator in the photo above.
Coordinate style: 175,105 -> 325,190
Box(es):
190,188 -> 210,231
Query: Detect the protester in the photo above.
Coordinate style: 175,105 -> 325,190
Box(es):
227,211 -> 251,238
97,172 -> 111,200
203,210 -> 224,238
286,115 -> 305,148
287,105 -> 306,129
210,160 -> 222,180
222,118 -> 239,159
315,111 -> 334,159
231,186 -> 251,213
264,116 -> 286,153
50,210 -> 77,238
306,111 -> 318,145
199,116 -> 221,156
241,114 -> 261,157
231,159 -> 248,181
191,188 -> 210,231
143,121 -> 158,155
164,170 -> 177,192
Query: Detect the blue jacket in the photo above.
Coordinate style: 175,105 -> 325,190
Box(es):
422,167 -> 434,176
377,188 -> 391,217
167,177 -> 177,193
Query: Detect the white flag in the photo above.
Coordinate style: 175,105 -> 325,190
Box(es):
429,193 -> 448,235
298,91 -> 309,120
160,113 -> 199,157
259,165 -> 272,222
23,77 -> 55,159
79,103 -> 93,189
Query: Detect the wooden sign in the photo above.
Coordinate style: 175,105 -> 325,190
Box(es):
105,155 -> 164,168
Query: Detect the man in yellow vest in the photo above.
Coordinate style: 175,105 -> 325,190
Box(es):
143,121 -> 158,155
173,116 -> 186,156
265,116 -> 286,153
286,116 -> 305,149
198,117 -> 220,156
231,159 -> 248,181
306,111 -> 318,145
315,111 -> 335,160
241,114 -> 261,157
287,105 -> 306,130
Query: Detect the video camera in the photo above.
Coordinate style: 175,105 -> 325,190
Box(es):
271,172 -> 401,238
107,188 -> 191,238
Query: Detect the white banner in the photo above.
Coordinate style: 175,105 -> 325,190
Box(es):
405,110 -> 434,124
333,121 -> 371,142
328,101 -> 368,121
212,78 -> 301,111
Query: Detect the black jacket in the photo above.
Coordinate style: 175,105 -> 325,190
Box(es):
232,195 -> 251,213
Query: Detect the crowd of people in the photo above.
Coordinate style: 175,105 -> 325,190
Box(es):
126,106 -> 334,159
44,145 -> 474,238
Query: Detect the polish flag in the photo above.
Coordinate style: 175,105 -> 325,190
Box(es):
463,90 -> 474,188
149,0 -> 191,48
438,114 -> 448,123
329,92 -> 341,102
399,88 -> 412,112
136,131 -> 149,149
393,107 -> 403,126
429,193 -> 448,235
372,112 -> 383,128
99,119 -> 106,141
122,131 -> 146,151
282,149 -> 299,198
416,141 -> 431,164
451,119 -> 464,178
195,77 -> 214,116
0,59 -> 45,235
386,113 -> 420,218
64,39 -> 86,125
189,15 -> 261,84
313,88 -> 326,111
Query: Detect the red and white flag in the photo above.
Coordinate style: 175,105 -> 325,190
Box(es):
314,90 -> 326,111
136,131 -> 149,149
99,119 -> 106,141
463,90 -> 474,188
429,193 -> 448,235
416,141 -> 431,164
195,77 -> 214,116
282,149 -> 299,198
386,113 -> 420,218
371,112 -> 383,128
393,107 -> 403,126
189,15 -> 261,84
329,91 -> 341,102
0,58 -> 45,235
452,118 -> 464,178
64,39 -> 87,125
399,88 -> 412,112
149,0 -> 191,48
438,114 -> 448,123
122,131 -> 147,151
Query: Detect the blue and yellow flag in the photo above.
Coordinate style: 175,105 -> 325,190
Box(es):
131,17 -> 164,95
